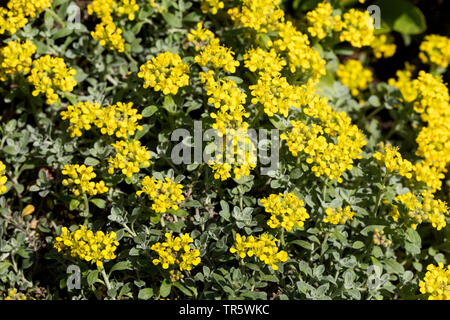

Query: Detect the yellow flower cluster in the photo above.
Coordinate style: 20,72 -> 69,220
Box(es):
271,21 -> 326,80
249,71 -> 315,117
0,39 -> 36,81
136,176 -> 185,213
388,63 -> 418,103
97,102 -> 143,138
336,59 -> 373,97
419,263 -> 450,300
201,0 -> 224,15
208,130 -> 257,181
187,22 -> 215,51
282,96 -> 367,182
390,191 -> 449,230
0,7 -> 28,35
339,9 -> 375,48
61,164 -> 109,196
260,193 -> 310,231
243,48 -> 286,76
7,0 -> 52,18
419,34 -> 450,69
227,0 -> 284,33
27,55 -> 77,104
323,206 -> 355,225
0,161 -> 7,194
373,143 -> 414,179
0,0 -> 52,35
60,101 -> 102,137
372,228 -> 392,247
229,233 -> 288,270
371,34 -> 397,59
108,140 -> 151,177
91,20 -> 125,53
194,38 -> 240,74
88,0 -> 139,21
138,52 -> 190,95
306,2 -> 342,40
151,233 -> 201,271
54,225 -> 119,268
4,288 -> 26,300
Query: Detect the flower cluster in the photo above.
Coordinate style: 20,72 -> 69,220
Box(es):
229,233 -> 288,270
27,55 -> 77,104
419,34 -> 450,68
243,48 -> 286,76
323,206 -> 355,225
187,22 -> 215,51
282,96 -> 367,183
336,59 -> 373,97
371,34 -> 396,59
373,143 -> 414,179
54,225 -> 119,268
194,38 -> 240,74
390,191 -> 449,230
0,161 -> 7,194
372,228 -> 392,247
227,0 -> 284,33
306,2 -> 342,40
91,20 -> 125,53
60,101 -> 102,137
0,39 -> 36,81
388,63 -> 418,103
4,288 -> 27,300
108,140 -> 151,177
61,164 -> 109,196
419,263 -> 450,300
97,102 -> 143,138
137,176 -> 185,213
0,0 -> 52,35
260,193 -> 310,231
138,52 -> 190,95
151,233 -> 201,272
201,0 -> 224,15
339,9 -> 375,48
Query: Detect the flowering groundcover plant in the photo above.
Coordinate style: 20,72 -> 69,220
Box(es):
0,0 -> 450,300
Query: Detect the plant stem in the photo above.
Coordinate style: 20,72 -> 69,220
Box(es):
44,8 -> 67,28
82,193 -> 90,225
101,267 -> 112,291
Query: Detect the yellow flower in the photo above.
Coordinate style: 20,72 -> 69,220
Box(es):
4,288 -> 26,300
61,164 -> 108,196
243,48 -> 286,76
91,20 -> 125,52
116,0 -> 139,20
201,0 -> 224,15
419,263 -> 450,300
371,34 -> 396,59
108,140 -> 151,177
261,193 -> 310,231
138,52 -> 190,95
186,22 -> 216,51
54,225 -> 119,268
96,102 -> 143,138
373,143 -> 414,179
0,160 -> 8,194
60,101 -> 103,137
194,38 -> 240,74
336,59 -> 373,97
230,232 -> 288,270
419,34 -> 450,68
151,233 -> 201,272
137,176 -> 185,213
7,0 -> 52,18
388,63 -> 418,103
323,206 -> 355,225
306,2 -> 343,40
27,55 -> 77,105
0,8 -> 28,35
340,9 -> 375,48
0,39 -> 36,81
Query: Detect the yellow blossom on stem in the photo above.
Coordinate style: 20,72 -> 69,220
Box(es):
108,140 -> 151,177
419,263 -> 450,300
0,39 -> 36,81
136,176 -> 185,213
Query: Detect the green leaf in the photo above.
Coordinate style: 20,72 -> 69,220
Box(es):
109,260 -> 132,274
291,240 -> 312,250
162,12 -> 182,28
84,157 -> 100,166
69,199 -> 80,211
352,241 -> 365,249
142,105 -> 158,117
374,0 -> 426,35
160,279 -> 172,297
138,288 -> 154,300
173,282 -> 193,296
90,198 -> 106,209
87,270 -> 99,286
